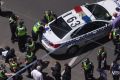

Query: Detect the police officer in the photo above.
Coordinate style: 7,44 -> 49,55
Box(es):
0,70 -> 7,80
43,10 -> 57,24
97,47 -> 107,69
0,65 -> 8,80
25,50 -> 36,77
114,34 -> 120,55
16,20 -> 27,52
9,14 -> 18,43
26,38 -> 35,52
109,27 -> 120,45
62,63 -> 71,80
9,58 -> 23,80
114,35 -> 120,61
81,58 -> 94,80
39,24 -> 45,43
110,61 -> 120,80
9,58 -> 19,73
32,21 -> 44,42
51,61 -> 61,80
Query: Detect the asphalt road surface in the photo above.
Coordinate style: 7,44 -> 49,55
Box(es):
0,0 -> 117,80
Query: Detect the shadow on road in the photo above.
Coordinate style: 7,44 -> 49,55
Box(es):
0,10 -> 14,18
49,36 -> 110,60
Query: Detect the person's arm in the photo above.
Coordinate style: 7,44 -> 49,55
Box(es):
109,31 -> 112,39
5,72 -> 15,76
110,63 -> 113,73
40,74 -> 44,80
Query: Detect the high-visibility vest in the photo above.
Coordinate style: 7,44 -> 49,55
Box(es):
17,26 -> 26,36
10,62 -> 17,69
82,62 -> 90,70
112,28 -> 119,39
33,22 -> 41,33
26,52 -> 34,63
0,71 -> 5,78
97,49 -> 106,56
112,30 -> 117,38
28,41 -> 35,51
45,14 -> 54,22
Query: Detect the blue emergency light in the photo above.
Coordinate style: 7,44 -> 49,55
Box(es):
82,15 -> 91,23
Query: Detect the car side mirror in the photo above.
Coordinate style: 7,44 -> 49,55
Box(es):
85,3 -> 89,6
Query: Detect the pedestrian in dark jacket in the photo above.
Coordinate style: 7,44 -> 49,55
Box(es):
51,61 -> 61,80
5,48 -> 16,63
1,46 -> 16,63
62,64 -> 71,80
9,14 -> 19,43
110,61 -> 120,80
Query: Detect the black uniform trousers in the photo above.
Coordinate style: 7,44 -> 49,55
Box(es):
18,35 -> 27,52
39,27 -> 45,43
10,23 -> 17,41
32,30 -> 38,41
84,70 -> 93,80
98,59 -> 107,69
115,43 -> 120,61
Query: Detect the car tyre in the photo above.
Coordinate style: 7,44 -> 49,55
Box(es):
66,45 -> 79,55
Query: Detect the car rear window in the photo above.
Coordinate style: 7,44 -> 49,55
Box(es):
50,17 -> 72,39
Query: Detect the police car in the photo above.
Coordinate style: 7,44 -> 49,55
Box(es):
41,0 -> 119,55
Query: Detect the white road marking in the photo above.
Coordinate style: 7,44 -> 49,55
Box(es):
69,56 -> 78,66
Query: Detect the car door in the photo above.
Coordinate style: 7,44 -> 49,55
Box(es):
82,21 -> 110,43
70,21 -> 110,47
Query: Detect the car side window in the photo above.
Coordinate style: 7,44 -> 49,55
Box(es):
71,21 -> 108,38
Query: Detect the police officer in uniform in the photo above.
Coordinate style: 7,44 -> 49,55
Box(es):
43,10 -> 57,24
9,58 -> 23,80
0,70 -> 7,80
110,61 -> 120,80
81,58 -> 94,80
97,47 -> 107,69
9,58 -> 19,73
114,34 -> 120,61
114,34 -> 120,55
32,21 -> 44,42
9,14 -> 18,43
25,50 -> 36,77
26,38 -> 35,53
109,27 -> 120,45
16,20 -> 27,52
39,24 -> 45,43
0,65 -> 8,80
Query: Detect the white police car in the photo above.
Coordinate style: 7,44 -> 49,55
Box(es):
42,0 -> 119,55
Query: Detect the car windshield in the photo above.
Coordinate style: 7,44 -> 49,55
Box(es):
85,4 -> 111,20
49,17 -> 72,39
